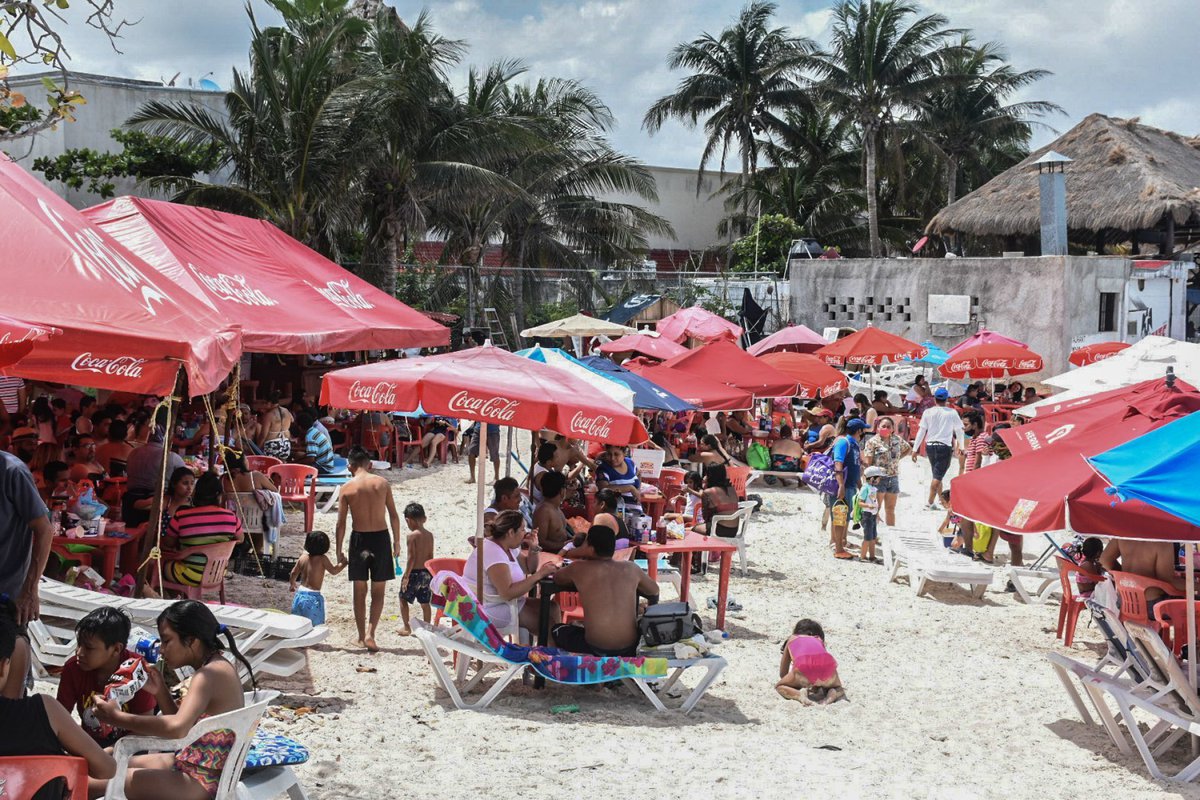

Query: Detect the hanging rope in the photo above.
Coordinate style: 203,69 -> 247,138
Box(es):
140,387 -> 180,596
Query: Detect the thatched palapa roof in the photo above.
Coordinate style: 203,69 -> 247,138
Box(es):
926,113 -> 1200,236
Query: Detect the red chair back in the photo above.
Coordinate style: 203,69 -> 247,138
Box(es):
1110,570 -> 1183,627
267,464 -> 317,501
657,467 -> 686,502
0,755 -> 89,799
726,465 -> 751,500
424,557 -> 466,576
1055,556 -> 1101,604
1152,599 -> 1200,658
246,455 -> 282,473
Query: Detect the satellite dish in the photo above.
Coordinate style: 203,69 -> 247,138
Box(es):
198,78 -> 221,92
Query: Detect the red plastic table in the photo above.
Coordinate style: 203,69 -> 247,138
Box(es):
53,526 -> 145,584
639,532 -> 737,629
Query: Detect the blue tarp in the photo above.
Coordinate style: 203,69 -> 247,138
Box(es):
580,356 -> 695,412
1087,410 -> 1200,527
605,294 -> 660,325
909,341 -> 949,366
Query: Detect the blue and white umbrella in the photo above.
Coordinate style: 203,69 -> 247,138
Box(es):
515,346 -> 634,410
581,356 -> 696,412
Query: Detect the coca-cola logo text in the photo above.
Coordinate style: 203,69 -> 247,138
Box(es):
447,390 -> 519,421
569,412 -> 614,439
310,279 -> 374,310
190,266 -> 278,307
347,380 -> 398,406
71,353 -> 146,379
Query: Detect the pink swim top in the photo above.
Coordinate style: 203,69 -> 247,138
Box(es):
787,635 -> 838,684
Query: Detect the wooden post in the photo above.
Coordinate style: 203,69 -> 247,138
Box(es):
135,368 -> 184,598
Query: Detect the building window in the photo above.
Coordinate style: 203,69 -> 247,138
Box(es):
1098,292 -> 1117,332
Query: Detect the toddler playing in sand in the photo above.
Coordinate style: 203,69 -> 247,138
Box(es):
398,502 -> 436,635
776,619 -> 845,705
289,531 -> 346,626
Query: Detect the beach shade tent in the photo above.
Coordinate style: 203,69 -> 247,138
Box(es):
746,324 -> 828,356
84,197 -> 448,354
952,376 -> 1200,538
0,315 -> 61,367
579,356 -> 695,412
1018,336 -> 1200,416
625,362 -> 754,411
946,328 -> 1029,357
519,313 -> 636,340
655,305 -> 743,345
661,339 -> 799,399
938,342 -> 1044,381
757,352 -> 850,400
0,156 -> 241,395
597,333 -> 687,362
814,326 -> 928,367
909,341 -> 949,367
514,346 -> 634,410
319,344 -> 648,590
1069,341 -> 1130,367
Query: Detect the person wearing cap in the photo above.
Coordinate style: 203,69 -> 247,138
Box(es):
829,417 -> 868,559
803,406 -> 836,453
911,387 -> 965,510
8,427 -> 37,464
857,466 -> 886,562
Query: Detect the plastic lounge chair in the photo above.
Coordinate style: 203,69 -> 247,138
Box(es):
882,528 -> 993,599
1056,556 -> 1106,647
414,571 -> 726,713
104,691 -> 271,800
152,539 -> 238,605
0,755 -> 88,799
1007,565 -> 1061,605
707,501 -> 755,577
267,465 -> 318,530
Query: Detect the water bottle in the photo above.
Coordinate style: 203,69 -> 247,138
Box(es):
637,515 -> 652,543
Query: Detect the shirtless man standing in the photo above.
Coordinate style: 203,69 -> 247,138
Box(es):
257,391 -> 294,460
335,447 -> 402,652
552,525 -> 659,656
532,471 -> 572,553
1100,538 -> 1188,612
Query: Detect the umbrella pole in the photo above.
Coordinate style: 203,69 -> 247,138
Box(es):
505,426 -> 513,478
476,428 -> 487,596
1188,542 -> 1196,692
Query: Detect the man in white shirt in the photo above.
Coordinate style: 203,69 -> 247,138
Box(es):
911,388 -> 964,510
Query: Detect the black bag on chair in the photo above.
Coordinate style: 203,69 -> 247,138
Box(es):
638,602 -> 702,646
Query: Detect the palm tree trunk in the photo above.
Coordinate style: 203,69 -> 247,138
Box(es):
380,232 -> 398,297
946,155 -> 959,206
865,127 -> 881,258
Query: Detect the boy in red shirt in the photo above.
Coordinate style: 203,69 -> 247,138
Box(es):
56,607 -> 157,745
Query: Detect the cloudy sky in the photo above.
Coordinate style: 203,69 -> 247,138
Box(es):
44,0 -> 1200,169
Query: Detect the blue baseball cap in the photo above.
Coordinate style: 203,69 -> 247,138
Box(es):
934,387 -> 950,400
846,418 -> 869,432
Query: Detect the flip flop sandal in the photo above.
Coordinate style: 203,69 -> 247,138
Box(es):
833,552 -> 855,560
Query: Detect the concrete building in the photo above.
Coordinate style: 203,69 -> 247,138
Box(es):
789,255 -> 1189,377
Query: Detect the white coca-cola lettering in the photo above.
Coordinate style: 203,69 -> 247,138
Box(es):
189,266 -> 278,306
0,329 -> 37,344
1015,359 -> 1040,370
70,353 -> 146,378
347,380 -> 397,406
569,411 -> 614,439
948,360 -> 970,371
310,279 -> 374,310
447,390 -> 519,421
39,198 -> 172,316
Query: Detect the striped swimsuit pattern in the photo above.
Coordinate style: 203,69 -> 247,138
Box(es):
166,505 -> 241,585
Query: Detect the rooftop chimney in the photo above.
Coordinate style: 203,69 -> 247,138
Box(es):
1034,150 -> 1072,256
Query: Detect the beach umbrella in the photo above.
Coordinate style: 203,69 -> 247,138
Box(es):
910,341 -> 949,367
579,356 -> 695,412
320,344 -> 648,592
520,313 -> 636,340
597,332 -> 688,362
625,362 -> 753,410
655,305 -> 743,345
938,342 -> 1043,381
814,326 -> 927,367
514,345 -> 634,410
0,314 -> 60,367
757,352 -> 849,399
946,328 -> 1029,357
746,324 -> 828,356
1069,341 -> 1131,367
661,339 -> 799,398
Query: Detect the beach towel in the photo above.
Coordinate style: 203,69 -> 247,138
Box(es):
254,489 -> 285,546
437,574 -> 668,684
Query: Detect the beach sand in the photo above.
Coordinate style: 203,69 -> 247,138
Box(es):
174,452 -> 1194,799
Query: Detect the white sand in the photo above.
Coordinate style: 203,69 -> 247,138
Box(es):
203,455 -> 1191,799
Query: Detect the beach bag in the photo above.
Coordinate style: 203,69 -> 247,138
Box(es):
972,523 -> 993,554
801,451 -> 840,496
746,441 -> 771,470
638,602 -> 702,646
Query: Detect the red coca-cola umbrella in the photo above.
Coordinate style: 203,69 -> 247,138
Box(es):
953,378 -> 1200,537
660,339 -> 799,398
746,324 -> 829,356
998,377 -> 1196,458
814,326 -> 927,367
1069,341 -> 1131,367
597,333 -> 688,361
946,328 -> 1028,357
938,342 -> 1043,380
0,314 -> 60,367
625,362 -> 753,410
757,352 -> 849,399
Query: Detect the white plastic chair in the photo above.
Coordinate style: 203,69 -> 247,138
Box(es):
707,500 -> 755,577
104,692 -> 271,800
226,492 -> 269,555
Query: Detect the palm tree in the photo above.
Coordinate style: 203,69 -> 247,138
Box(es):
918,36 -> 1061,205
643,0 -> 814,227
809,0 -> 961,257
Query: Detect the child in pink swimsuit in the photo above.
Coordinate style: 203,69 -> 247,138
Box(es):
777,619 -> 846,704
